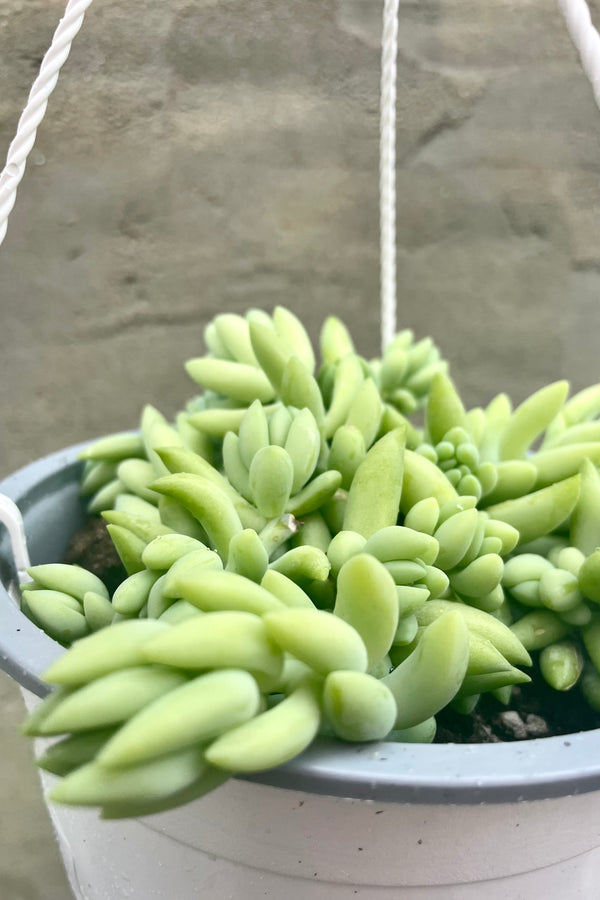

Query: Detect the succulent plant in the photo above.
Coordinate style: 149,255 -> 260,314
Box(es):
19,305 -> 600,818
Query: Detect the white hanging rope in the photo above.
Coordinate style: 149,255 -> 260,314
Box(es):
0,0 -> 598,352
0,495 -> 31,586
378,0 -> 600,354
558,0 -> 600,107
379,0 -> 399,353
0,0 -> 94,250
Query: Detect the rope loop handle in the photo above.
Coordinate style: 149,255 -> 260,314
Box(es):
0,494 -> 31,586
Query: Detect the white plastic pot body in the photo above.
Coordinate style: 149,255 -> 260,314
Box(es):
4,445 -> 600,900
18,724 -> 600,900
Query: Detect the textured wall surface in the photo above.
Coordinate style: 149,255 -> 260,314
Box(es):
1,1 -> 600,897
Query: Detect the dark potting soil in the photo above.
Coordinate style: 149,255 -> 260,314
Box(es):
64,517 -> 600,744
434,667 -> 600,743
63,516 -> 127,597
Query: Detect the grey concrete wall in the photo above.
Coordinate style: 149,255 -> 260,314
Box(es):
2,1 -> 600,896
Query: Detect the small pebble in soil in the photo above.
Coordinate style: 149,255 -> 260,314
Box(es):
497,711 -> 549,740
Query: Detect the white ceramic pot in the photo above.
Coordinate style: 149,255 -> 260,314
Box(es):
3,445 -> 600,900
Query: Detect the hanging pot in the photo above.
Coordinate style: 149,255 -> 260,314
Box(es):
3,443 -> 600,900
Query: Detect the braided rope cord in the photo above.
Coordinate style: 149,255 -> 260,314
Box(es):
379,0 -> 400,353
0,0 -> 94,249
558,0 -> 600,106
0,495 -> 30,585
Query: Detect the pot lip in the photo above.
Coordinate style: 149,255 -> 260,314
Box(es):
3,441 -> 600,805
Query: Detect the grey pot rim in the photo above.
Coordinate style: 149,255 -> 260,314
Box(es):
2,441 -> 600,806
